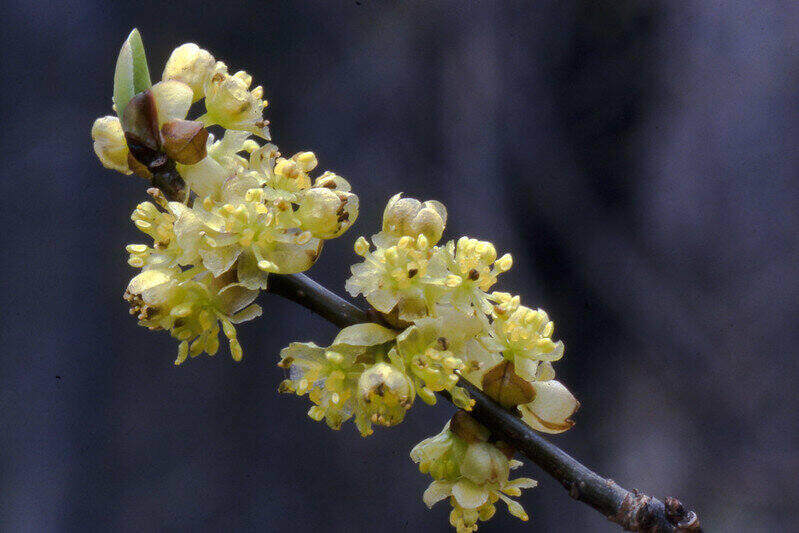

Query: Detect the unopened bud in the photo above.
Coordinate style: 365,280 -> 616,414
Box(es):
160,120 -> 208,165
382,194 -> 447,244
162,43 -> 216,102
357,362 -> 414,427
481,361 -> 535,409
91,116 -> 132,174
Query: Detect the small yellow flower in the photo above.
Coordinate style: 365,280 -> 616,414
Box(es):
518,379 -> 580,434
378,193 -> 447,247
278,323 -> 400,435
485,294 -> 564,381
295,185 -> 359,239
431,237 -> 512,315
357,361 -> 415,430
124,268 -> 261,364
411,421 -> 537,533
201,65 -> 270,138
346,232 -> 441,321
394,308 -> 489,409
91,116 -> 131,174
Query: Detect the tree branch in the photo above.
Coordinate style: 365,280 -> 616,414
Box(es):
266,273 -> 701,532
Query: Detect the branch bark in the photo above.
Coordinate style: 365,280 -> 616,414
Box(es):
266,273 -> 701,532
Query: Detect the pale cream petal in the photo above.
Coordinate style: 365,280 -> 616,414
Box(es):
513,357 -> 539,382
332,323 -> 397,348
177,156 -> 230,198
151,80 -> 193,125
127,269 -> 171,294
507,477 -> 538,490
216,283 -> 258,314
236,251 -> 270,290
451,479 -> 488,509
261,238 -> 322,274
199,246 -> 241,276
422,480 -> 454,508
229,303 -> 262,324
520,380 -> 579,434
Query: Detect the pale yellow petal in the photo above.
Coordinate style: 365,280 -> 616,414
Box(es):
520,380 -> 579,434
151,80 -> 193,125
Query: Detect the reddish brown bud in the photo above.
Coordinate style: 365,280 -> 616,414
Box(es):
481,360 -> 535,409
160,120 -> 208,165
122,90 -> 160,151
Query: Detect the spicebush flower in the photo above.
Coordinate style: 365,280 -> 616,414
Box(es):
357,360 -> 415,428
484,292 -> 565,382
199,64 -> 270,138
431,237 -> 513,315
411,418 -> 537,533
346,233 -> 441,322
124,267 -> 261,364
162,43 -> 216,101
376,192 -> 447,247
278,323 -> 399,435
394,307 -> 492,408
519,378 -> 580,434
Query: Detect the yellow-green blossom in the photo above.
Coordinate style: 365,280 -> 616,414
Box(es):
411,421 -> 536,533
278,323 -> 399,435
200,64 -> 269,138
395,308 -> 493,408
357,360 -> 415,429
519,378 -> 579,434
124,268 -> 261,364
346,232 -> 442,321
376,192 -> 447,247
432,237 -> 513,315
485,292 -> 564,381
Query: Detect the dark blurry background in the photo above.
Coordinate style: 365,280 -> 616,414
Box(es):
1,1 -> 797,531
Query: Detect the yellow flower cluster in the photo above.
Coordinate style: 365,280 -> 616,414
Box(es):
92,32 -> 358,363
411,415 -> 537,533
280,192 -> 579,531
94,30 -> 581,533
277,323 -> 408,436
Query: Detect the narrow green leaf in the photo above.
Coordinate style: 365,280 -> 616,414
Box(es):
127,29 -> 151,94
113,29 -> 152,121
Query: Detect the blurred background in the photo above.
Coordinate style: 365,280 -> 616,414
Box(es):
1,1 -> 797,531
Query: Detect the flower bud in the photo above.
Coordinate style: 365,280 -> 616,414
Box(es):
480,361 -> 534,409
160,119 -> 209,165
382,193 -> 447,244
297,187 -> 359,239
357,362 -> 414,427
314,171 -> 351,191
92,116 -> 132,174
162,43 -> 216,102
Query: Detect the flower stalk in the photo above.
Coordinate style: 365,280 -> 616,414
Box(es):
266,273 -> 702,532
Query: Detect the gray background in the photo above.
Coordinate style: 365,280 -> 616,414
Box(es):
1,1 -> 797,531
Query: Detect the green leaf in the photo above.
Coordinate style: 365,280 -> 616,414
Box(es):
113,29 -> 152,121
